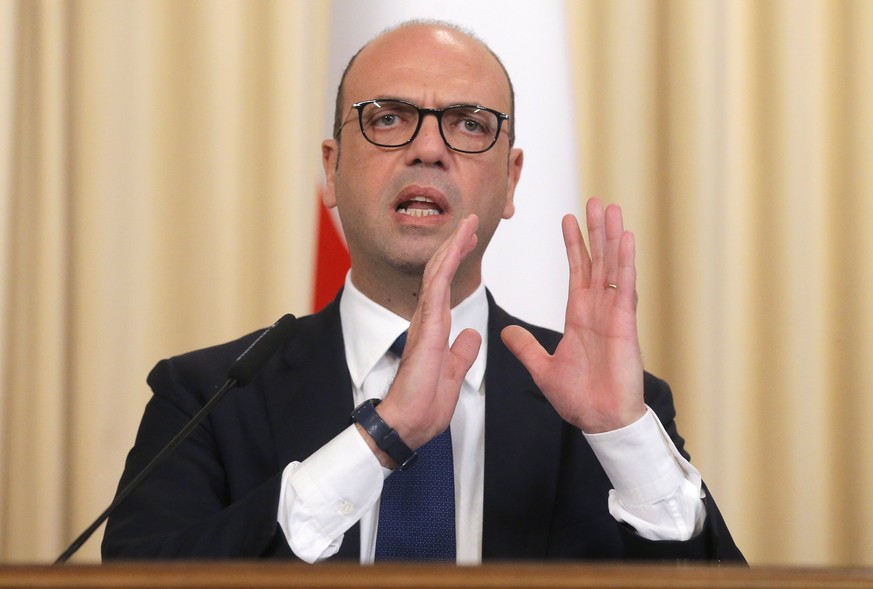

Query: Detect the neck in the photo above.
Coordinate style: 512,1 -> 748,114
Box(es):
349,263 -> 482,320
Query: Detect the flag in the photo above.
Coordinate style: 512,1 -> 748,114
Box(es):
318,1 -> 580,331
312,186 -> 351,311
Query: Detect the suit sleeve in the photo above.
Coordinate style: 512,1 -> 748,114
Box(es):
101,356 -> 293,559
617,372 -> 746,563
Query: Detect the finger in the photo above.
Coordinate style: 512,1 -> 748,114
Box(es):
408,215 -> 479,347
562,214 -> 591,291
501,325 -> 549,382
617,231 -> 637,308
421,214 -> 480,291
422,215 -> 479,298
416,214 -> 479,315
586,198 -> 607,286
604,204 -> 624,287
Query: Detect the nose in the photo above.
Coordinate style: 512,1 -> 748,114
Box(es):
404,112 -> 449,167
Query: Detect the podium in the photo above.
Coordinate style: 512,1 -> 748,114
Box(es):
1,562 -> 873,588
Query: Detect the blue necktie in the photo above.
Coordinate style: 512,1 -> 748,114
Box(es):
374,332 -> 456,561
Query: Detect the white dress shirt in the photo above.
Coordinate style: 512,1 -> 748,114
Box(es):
277,276 -> 706,563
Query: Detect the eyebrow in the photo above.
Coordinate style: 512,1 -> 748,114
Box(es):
363,96 -> 496,109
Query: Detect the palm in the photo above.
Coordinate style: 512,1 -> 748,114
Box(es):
502,200 -> 645,433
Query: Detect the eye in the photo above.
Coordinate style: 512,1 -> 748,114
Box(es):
360,101 -> 418,134
462,118 -> 484,133
445,106 -> 495,137
364,109 -> 405,129
374,113 -> 399,128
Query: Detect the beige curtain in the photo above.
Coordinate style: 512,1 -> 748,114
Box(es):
570,0 -> 873,566
2,0 -> 873,568
0,0 -> 329,562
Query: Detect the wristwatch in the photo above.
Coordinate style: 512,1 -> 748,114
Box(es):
351,399 -> 418,470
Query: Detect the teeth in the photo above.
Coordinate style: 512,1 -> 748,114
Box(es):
397,195 -> 442,217
398,208 -> 441,217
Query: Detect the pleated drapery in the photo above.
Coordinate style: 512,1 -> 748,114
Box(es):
2,0 -> 872,566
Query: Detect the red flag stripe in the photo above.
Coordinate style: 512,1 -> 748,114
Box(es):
313,190 -> 350,311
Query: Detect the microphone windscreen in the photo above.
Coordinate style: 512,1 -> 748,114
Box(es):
227,314 -> 297,386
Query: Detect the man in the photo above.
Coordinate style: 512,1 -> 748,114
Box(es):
102,20 -> 744,563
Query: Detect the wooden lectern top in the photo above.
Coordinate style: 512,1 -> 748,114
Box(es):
1,562 -> 873,589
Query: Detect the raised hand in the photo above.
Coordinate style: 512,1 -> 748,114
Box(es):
376,215 -> 484,451
501,198 -> 646,433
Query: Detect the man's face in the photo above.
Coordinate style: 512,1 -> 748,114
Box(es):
322,25 -> 523,286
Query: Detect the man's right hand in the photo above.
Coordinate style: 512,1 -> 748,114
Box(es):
365,215 -> 483,458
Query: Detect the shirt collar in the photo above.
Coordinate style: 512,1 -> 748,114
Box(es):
339,273 -> 488,392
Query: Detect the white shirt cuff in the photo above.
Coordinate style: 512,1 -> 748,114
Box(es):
277,425 -> 384,562
583,406 -> 706,541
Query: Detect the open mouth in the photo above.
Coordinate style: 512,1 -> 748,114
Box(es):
396,196 -> 445,218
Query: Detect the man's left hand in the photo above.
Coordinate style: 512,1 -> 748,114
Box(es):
501,198 -> 646,433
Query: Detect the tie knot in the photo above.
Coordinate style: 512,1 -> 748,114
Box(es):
389,331 -> 407,358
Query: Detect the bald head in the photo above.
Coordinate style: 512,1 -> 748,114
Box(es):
332,20 -> 516,146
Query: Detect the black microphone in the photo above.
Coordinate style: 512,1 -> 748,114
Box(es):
54,314 -> 297,564
227,314 -> 297,386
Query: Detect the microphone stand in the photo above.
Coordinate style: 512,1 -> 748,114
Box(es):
54,314 -> 296,564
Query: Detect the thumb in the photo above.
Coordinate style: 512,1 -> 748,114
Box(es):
448,328 -> 483,382
501,325 -> 549,380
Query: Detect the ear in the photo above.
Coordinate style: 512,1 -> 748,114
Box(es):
502,147 -> 524,219
321,139 -> 339,209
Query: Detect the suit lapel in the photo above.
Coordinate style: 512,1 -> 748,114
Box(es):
482,295 -> 565,559
262,294 -> 361,560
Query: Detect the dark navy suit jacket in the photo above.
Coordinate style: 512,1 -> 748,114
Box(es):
102,292 -> 744,562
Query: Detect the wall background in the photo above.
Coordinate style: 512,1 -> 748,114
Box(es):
1,0 -> 871,566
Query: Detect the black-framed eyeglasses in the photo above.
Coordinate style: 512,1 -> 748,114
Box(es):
344,98 -> 510,154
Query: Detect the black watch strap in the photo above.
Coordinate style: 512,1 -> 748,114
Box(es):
351,399 -> 418,470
